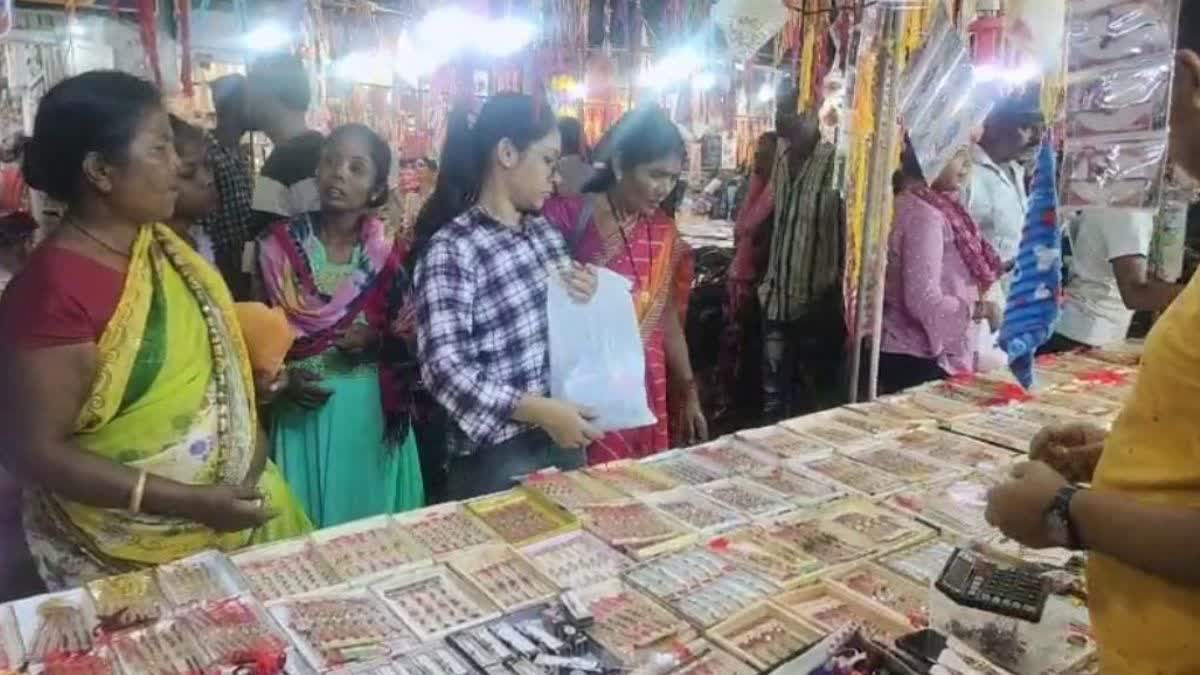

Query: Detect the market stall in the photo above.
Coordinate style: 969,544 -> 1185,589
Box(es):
0,344 -> 1137,675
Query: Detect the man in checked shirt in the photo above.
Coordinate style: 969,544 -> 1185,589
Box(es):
412,93 -> 600,500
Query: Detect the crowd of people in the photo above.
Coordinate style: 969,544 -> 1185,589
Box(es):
3,12 -> 1200,672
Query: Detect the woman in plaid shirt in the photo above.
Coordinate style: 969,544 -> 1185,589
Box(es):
412,93 -> 599,500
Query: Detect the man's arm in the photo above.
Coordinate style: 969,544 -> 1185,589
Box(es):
1072,489 -> 1200,586
1112,254 -> 1184,312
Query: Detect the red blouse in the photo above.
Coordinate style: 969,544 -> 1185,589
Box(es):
0,245 -> 125,349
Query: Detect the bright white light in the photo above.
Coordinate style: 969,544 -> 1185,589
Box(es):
482,17 -> 538,57
245,22 -> 291,51
416,6 -> 476,55
640,47 -> 704,89
568,82 -> 588,100
756,82 -> 774,103
695,71 -> 717,90
335,51 -> 392,87
67,20 -> 86,37
973,61 -> 1041,86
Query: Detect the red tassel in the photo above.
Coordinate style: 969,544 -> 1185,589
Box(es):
176,0 -> 193,97
136,0 -> 162,87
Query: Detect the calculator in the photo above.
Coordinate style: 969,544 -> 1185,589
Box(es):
935,548 -> 1049,622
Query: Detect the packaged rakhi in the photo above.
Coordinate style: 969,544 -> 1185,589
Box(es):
829,563 -> 930,629
1068,0 -> 1180,70
232,540 -> 342,602
878,538 -> 959,587
155,551 -> 248,606
386,642 -> 475,675
756,517 -> 870,566
570,580 -> 692,661
789,454 -> 905,497
37,647 -> 119,675
1061,131 -> 1168,210
312,515 -> 432,582
734,425 -> 832,460
745,467 -> 843,507
705,528 -> 822,587
175,596 -> 289,674
667,645 -> 756,675
889,428 -> 1016,472
780,416 -> 876,450
817,499 -> 935,553
371,565 -> 499,641
708,601 -> 823,672
86,570 -> 169,632
520,530 -> 632,591
842,445 -> 962,484
109,615 -> 212,675
271,589 -> 419,670
585,460 -> 678,496
392,504 -> 498,557
13,589 -> 98,662
520,468 -> 624,509
624,549 -> 776,628
446,545 -> 557,612
1065,56 -> 1172,138
642,451 -> 728,486
886,474 -> 1003,541
775,583 -> 911,644
580,500 -> 691,550
640,487 -> 746,534
687,440 -> 779,475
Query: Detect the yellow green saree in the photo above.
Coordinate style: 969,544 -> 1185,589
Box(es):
23,225 -> 310,589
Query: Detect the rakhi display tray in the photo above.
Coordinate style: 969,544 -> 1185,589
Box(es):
922,375 -> 1033,409
877,538 -> 959,587
744,467 -> 844,507
465,488 -> 578,547
887,428 -> 1017,472
641,449 -> 730,486
570,579 -> 694,662
772,581 -> 911,644
707,601 -> 824,672
667,644 -> 757,675
704,528 -> 823,588
392,503 -> 499,558
579,500 -> 694,555
519,468 -> 625,509
686,440 -> 780,476
840,444 -> 964,484
173,596 -> 291,673
623,548 -> 776,628
519,530 -> 633,591
370,565 -> 499,642
753,515 -> 873,568
446,544 -> 557,613
311,515 -> 432,582
270,588 -> 419,671
734,425 -> 833,460
1030,389 -> 1124,421
945,410 -> 1047,453
780,415 -> 879,450
884,473 -> 1003,541
812,498 -> 935,554
639,486 -> 746,535
155,551 -> 249,606
901,392 -> 984,422
109,614 -> 213,675
843,396 -> 939,426
11,588 -> 99,663
696,477 -> 795,519
232,539 -> 343,602
787,453 -> 907,497
584,460 -> 679,496
826,563 -> 930,630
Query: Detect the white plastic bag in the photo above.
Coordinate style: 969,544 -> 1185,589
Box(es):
547,267 -> 656,432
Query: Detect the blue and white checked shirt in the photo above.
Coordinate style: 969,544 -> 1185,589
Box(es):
414,207 -> 571,453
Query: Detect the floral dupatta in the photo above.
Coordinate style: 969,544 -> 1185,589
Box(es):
258,213 -> 416,441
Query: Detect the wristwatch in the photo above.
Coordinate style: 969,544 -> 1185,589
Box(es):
1046,485 -> 1085,550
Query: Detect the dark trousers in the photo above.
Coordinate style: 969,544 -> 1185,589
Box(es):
411,397 -> 449,506
763,309 -> 846,422
446,430 -> 585,501
878,352 -> 948,395
1037,332 -> 1089,356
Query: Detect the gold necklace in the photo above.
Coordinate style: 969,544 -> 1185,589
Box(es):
68,220 -> 132,259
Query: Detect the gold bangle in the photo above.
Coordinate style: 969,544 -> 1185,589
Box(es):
129,469 -> 148,514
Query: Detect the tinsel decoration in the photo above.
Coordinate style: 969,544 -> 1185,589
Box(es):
176,0 -> 193,97
797,0 -> 817,108
136,0 -> 162,87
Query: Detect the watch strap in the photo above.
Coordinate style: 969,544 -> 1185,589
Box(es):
1051,485 -> 1084,550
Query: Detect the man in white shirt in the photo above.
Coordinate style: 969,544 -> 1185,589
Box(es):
1044,209 -> 1185,352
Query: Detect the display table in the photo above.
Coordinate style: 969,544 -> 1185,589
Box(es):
0,348 -> 1139,675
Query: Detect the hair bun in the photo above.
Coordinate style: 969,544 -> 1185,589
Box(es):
20,136 -> 51,194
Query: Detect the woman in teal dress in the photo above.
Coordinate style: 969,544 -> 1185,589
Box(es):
258,124 -> 423,527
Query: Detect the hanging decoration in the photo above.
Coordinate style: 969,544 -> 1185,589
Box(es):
176,0 -> 193,97
136,0 -> 162,88
712,0 -> 790,65
0,0 -> 12,39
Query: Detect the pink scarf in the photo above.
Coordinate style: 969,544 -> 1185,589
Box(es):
911,185 -> 1003,291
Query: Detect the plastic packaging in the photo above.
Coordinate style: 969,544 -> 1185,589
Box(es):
1060,132 -> 1168,209
1067,0 -> 1179,70
547,267 -> 656,433
1064,56 -> 1171,137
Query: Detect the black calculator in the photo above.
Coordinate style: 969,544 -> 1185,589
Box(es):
935,548 -> 1049,622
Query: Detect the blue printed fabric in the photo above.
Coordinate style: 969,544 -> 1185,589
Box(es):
999,134 -> 1061,389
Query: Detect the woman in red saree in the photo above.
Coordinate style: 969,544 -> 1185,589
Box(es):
544,107 -> 707,463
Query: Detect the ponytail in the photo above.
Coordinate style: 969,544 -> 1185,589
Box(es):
409,93 -> 556,270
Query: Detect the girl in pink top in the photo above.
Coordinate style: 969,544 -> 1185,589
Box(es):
879,143 -> 1003,394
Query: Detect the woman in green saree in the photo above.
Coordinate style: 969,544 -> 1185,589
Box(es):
0,71 -> 310,590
